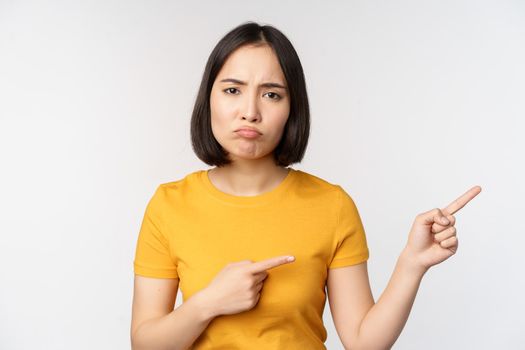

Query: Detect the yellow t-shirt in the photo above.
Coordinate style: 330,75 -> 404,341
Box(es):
133,168 -> 370,349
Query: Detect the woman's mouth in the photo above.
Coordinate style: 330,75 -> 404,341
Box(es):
235,129 -> 261,138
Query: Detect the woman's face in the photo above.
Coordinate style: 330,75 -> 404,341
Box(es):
209,44 -> 290,163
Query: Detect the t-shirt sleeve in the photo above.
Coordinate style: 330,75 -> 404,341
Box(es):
329,186 -> 370,269
133,185 -> 179,279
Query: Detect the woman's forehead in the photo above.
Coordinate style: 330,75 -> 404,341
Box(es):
218,45 -> 286,83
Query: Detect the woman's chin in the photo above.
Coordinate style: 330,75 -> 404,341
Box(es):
227,150 -> 271,162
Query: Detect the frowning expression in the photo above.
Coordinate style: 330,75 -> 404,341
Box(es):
209,44 -> 291,162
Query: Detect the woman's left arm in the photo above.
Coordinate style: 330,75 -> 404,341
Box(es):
328,186 -> 482,350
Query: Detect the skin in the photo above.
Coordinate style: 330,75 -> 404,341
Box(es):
208,43 -> 291,196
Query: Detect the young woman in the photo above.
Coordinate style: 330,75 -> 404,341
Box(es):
130,21 -> 481,350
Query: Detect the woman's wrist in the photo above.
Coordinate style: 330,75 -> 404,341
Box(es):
400,247 -> 430,277
190,289 -> 221,322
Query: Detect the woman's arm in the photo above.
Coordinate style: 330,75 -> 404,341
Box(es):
352,248 -> 427,350
131,255 -> 294,350
331,186 -> 481,350
327,249 -> 426,350
131,277 -> 217,350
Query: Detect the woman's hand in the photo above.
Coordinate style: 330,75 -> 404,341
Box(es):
197,255 -> 295,317
404,186 -> 482,272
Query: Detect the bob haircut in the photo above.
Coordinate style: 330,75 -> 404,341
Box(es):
190,21 -> 310,167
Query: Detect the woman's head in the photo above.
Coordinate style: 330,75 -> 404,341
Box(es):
190,21 -> 310,167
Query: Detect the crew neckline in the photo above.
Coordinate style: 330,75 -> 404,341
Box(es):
198,167 -> 297,206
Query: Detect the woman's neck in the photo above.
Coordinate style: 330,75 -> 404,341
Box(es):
207,160 -> 289,196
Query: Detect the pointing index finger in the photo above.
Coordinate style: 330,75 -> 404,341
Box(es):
443,185 -> 482,215
248,255 -> 295,274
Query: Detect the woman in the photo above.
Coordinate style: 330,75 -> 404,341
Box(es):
130,21 -> 481,350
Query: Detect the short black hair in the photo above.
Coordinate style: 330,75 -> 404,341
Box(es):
190,21 -> 310,167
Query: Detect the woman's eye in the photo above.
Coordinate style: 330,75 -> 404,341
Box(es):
265,92 -> 281,100
224,87 -> 239,94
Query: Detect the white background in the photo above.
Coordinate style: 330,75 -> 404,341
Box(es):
1,0 -> 524,349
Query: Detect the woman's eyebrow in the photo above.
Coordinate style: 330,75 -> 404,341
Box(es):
219,78 -> 288,91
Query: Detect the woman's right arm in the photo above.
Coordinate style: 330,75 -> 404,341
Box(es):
130,275 -> 217,350
131,255 -> 295,349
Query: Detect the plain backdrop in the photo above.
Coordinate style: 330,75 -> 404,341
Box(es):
1,0 -> 524,349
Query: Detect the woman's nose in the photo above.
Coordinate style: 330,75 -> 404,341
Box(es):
241,92 -> 261,121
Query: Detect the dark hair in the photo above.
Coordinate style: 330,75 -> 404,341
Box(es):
190,21 -> 310,167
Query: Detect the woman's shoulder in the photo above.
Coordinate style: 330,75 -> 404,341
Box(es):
148,169 -> 207,202
293,168 -> 344,195
157,169 -> 203,189
294,169 -> 361,213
